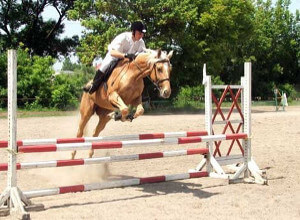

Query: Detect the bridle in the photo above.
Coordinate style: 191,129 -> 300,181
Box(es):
133,58 -> 171,90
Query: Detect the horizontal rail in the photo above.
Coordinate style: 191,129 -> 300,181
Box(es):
17,133 -> 247,153
0,131 -> 208,148
23,171 -> 209,199
213,120 -> 243,125
212,85 -> 243,89
215,154 -> 244,166
0,148 -> 208,172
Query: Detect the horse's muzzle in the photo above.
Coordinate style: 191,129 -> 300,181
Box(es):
160,88 -> 171,98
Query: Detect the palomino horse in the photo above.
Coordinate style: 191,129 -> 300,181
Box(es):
71,49 -> 173,159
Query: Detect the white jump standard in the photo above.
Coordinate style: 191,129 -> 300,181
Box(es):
0,50 -> 43,219
191,63 -> 267,184
0,50 -> 267,219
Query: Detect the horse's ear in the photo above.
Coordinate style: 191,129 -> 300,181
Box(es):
157,49 -> 161,58
167,50 -> 174,59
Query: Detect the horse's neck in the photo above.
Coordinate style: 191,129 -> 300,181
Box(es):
133,58 -> 153,81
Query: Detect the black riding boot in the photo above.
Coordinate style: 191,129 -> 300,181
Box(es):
83,69 -> 105,94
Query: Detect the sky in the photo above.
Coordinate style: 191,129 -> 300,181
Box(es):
43,1 -> 299,71
42,7 -> 85,70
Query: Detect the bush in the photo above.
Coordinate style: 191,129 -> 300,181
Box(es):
0,48 -> 96,110
51,84 -> 77,110
173,85 -> 204,107
50,71 -> 92,110
173,76 -> 224,108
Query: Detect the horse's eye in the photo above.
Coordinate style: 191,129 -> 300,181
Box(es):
157,67 -> 163,72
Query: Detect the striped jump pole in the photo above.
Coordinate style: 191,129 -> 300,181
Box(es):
0,148 -> 208,171
23,171 -> 209,199
0,131 -> 208,148
17,133 -> 247,153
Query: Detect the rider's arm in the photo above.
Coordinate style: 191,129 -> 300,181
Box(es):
110,49 -> 126,59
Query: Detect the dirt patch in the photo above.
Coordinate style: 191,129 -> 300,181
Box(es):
0,106 -> 300,219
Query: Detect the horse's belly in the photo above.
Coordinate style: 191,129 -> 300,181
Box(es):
92,88 -> 115,110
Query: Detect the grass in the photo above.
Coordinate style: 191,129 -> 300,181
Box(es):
0,100 -> 299,118
0,108 -> 77,118
252,100 -> 300,106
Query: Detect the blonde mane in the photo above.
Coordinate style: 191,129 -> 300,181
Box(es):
142,49 -> 170,66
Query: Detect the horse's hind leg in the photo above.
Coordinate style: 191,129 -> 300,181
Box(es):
89,110 -> 112,158
72,94 -> 95,159
72,112 -> 93,159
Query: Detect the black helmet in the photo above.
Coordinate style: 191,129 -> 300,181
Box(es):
131,21 -> 146,33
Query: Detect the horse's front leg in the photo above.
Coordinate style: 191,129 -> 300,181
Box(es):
133,96 -> 144,119
108,91 -> 129,121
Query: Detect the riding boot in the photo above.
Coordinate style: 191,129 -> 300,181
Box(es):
83,69 -> 105,94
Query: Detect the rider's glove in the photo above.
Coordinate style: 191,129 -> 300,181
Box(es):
124,53 -> 136,61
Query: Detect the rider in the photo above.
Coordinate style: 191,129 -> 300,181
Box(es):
84,21 -> 147,94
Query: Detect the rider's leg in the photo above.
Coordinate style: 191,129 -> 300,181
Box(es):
83,69 -> 105,94
83,56 -> 119,94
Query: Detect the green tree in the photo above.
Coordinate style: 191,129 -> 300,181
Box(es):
0,0 -> 79,58
62,57 -> 81,71
242,0 -> 299,98
0,48 -> 55,108
0,48 -> 94,109
69,0 -> 255,96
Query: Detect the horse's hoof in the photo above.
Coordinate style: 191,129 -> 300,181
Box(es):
126,114 -> 134,122
114,112 -> 122,121
71,152 -> 76,160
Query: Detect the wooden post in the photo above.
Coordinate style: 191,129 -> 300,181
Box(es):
0,50 -> 44,219
229,62 -> 267,184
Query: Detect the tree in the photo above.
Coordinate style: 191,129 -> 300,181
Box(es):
241,0 -> 300,98
62,57 -> 80,71
69,0 -> 255,95
0,48 -> 55,108
68,0 -> 299,99
0,0 -> 79,58
0,48 -> 93,109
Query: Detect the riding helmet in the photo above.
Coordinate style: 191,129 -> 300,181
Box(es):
131,21 -> 147,33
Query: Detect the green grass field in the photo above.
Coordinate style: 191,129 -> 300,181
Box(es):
0,100 -> 299,118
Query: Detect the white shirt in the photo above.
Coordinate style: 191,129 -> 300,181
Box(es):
100,32 -> 146,72
108,32 -> 146,54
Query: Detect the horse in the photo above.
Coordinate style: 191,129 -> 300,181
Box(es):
71,49 -> 173,159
